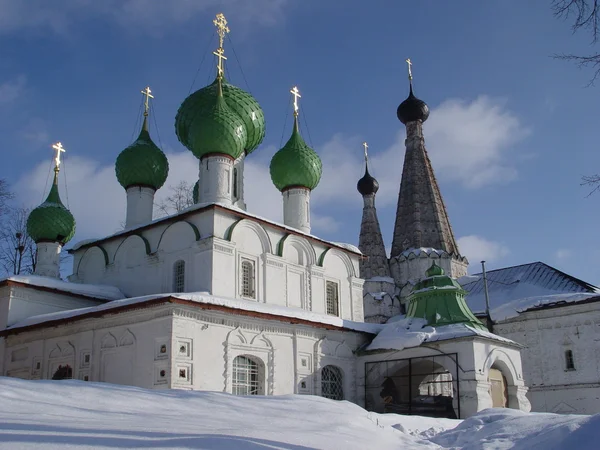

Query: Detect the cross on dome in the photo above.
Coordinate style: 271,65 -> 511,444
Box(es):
290,86 -> 301,115
52,142 -> 65,170
213,13 -> 230,78
406,58 -> 413,81
141,86 -> 154,116
362,142 -> 369,161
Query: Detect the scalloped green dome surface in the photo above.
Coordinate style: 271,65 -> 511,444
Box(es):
115,120 -> 169,190
187,87 -> 247,160
175,77 -> 265,154
270,120 -> 322,191
27,182 -> 76,245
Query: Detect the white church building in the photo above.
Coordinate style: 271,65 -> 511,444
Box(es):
8,12 -> 592,419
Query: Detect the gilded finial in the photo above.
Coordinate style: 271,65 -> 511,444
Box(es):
406,58 -> 413,82
141,86 -> 154,117
213,13 -> 230,78
362,142 -> 369,162
51,142 -> 65,174
290,86 -> 301,117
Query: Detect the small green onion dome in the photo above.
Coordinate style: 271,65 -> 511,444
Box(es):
192,180 -> 199,204
270,116 -> 322,191
27,172 -> 76,245
175,76 -> 265,155
115,117 -> 169,190
186,79 -> 247,161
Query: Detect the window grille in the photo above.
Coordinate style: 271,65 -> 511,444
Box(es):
326,281 -> 339,316
565,350 -> 575,370
173,260 -> 185,293
232,355 -> 262,395
321,365 -> 344,400
241,259 -> 256,298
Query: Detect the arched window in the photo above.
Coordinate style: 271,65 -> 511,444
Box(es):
232,355 -> 263,395
321,365 -> 344,400
233,168 -> 238,199
326,281 -> 339,316
565,350 -> 575,370
173,260 -> 185,293
241,259 -> 256,299
52,364 -> 73,380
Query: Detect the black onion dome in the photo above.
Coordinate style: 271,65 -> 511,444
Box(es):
357,163 -> 379,196
397,84 -> 430,124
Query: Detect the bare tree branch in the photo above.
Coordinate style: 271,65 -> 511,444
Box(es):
581,173 -> 600,196
0,207 -> 36,276
0,179 -> 14,217
154,181 -> 194,218
553,0 -> 600,42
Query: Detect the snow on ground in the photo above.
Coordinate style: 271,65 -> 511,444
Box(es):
0,378 -> 598,449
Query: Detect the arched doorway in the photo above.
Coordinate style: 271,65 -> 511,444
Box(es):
488,366 -> 509,408
232,355 -> 265,395
366,355 -> 458,418
51,364 -> 73,380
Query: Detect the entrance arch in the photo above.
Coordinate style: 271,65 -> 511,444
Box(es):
488,366 -> 509,408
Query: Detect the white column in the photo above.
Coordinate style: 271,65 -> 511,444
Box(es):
126,186 -> 156,229
35,241 -> 62,278
199,155 -> 234,205
283,187 -> 311,234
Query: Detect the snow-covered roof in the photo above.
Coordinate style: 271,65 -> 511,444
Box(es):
70,201 -> 361,256
460,261 -> 598,316
4,291 -> 381,335
365,316 -> 518,352
491,292 -> 600,322
1,275 -> 124,301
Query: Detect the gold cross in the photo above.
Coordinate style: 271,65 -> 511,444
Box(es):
362,142 -> 369,161
290,86 -> 301,115
213,47 -> 227,78
140,86 -> 154,115
213,13 -> 230,49
52,142 -> 65,169
406,58 -> 413,81
213,13 -> 230,78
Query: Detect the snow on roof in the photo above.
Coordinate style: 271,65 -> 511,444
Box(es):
460,261 -> 598,315
71,201 -> 361,256
365,316 -> 517,352
2,275 -> 124,301
6,290 -> 382,334
491,292 -> 600,322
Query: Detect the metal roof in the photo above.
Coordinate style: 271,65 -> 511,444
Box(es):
460,261 -> 597,315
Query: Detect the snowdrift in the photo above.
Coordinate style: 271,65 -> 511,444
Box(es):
0,377 -> 597,449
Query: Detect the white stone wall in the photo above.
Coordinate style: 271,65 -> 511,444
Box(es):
2,303 -> 369,403
494,301 -> 600,415
3,305 -> 173,387
70,207 -> 364,322
35,242 -> 62,278
125,186 -> 155,229
282,188 -> 311,234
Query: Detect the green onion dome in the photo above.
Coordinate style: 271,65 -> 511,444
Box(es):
115,117 -> 169,190
192,179 -> 200,204
185,79 -> 247,160
27,172 -> 76,245
175,76 -> 265,155
270,116 -> 322,191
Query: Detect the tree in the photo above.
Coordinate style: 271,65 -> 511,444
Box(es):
0,179 -> 13,217
552,1 -> 600,194
553,1 -> 600,84
154,181 -> 194,218
0,207 -> 36,276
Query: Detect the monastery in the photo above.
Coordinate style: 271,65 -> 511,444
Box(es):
1,13 -> 597,418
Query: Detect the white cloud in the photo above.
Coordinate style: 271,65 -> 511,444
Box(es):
555,249 -> 572,261
457,235 -> 510,267
426,96 -> 530,188
0,76 -> 26,104
0,0 -> 288,35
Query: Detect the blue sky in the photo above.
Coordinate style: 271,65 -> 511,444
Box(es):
1,0 -> 599,285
